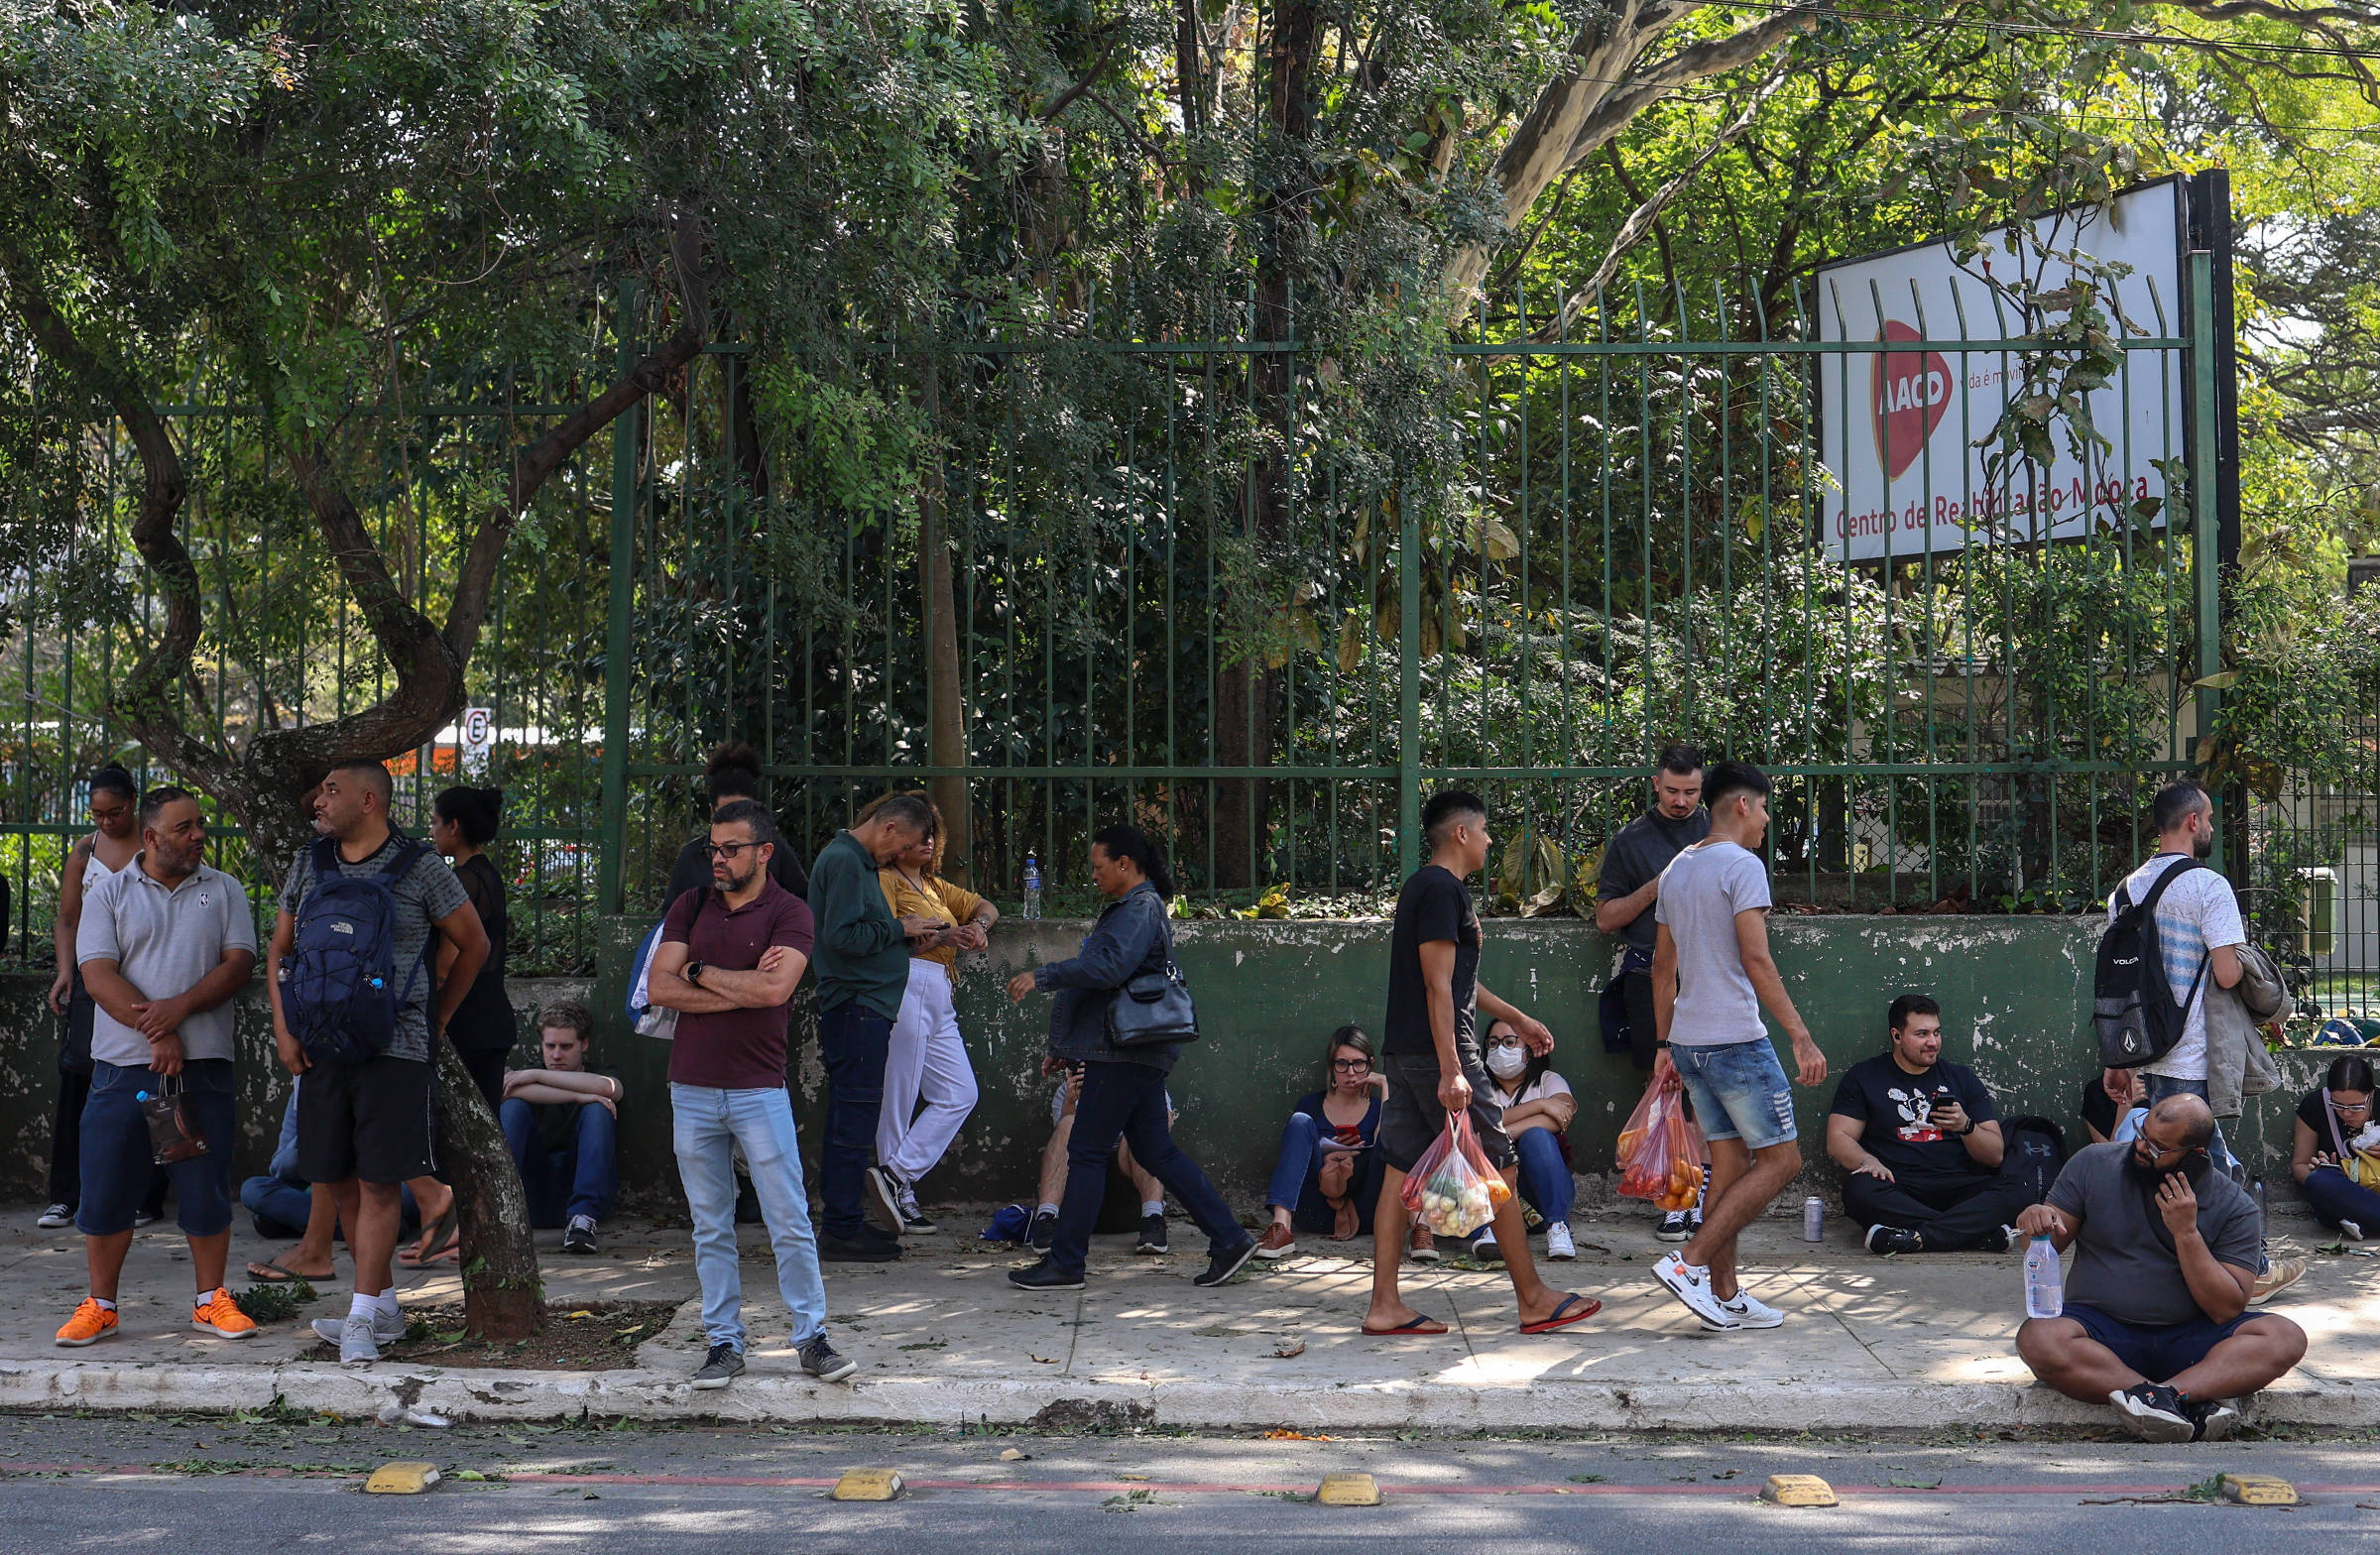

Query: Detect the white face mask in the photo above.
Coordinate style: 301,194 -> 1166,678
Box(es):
1486,1044 -> 1528,1080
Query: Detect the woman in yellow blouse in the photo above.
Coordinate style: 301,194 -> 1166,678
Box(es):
862,795 -> 998,1235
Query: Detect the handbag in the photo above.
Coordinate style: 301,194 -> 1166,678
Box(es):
1105,960 -> 1200,1047
141,1074 -> 208,1166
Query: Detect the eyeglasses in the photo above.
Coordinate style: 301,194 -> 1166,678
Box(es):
706,841 -> 759,859
2336,1098 -> 2374,1114
1484,1035 -> 1524,1049
1331,1058 -> 1371,1072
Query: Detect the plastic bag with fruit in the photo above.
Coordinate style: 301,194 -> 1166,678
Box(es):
1400,1109 -> 1512,1236
1615,1052 -> 1704,1214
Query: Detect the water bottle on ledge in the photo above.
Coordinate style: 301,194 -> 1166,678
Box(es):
2023,1234 -> 2064,1319
1022,854 -> 1042,920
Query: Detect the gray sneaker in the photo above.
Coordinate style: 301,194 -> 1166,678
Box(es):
690,1341 -> 746,1390
338,1311 -> 382,1368
313,1307 -> 405,1350
799,1333 -> 858,1383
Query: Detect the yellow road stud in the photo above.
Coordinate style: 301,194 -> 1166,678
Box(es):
1760,1473 -> 1839,1507
830,1468 -> 904,1501
2218,1474 -> 2297,1506
1315,1472 -> 1381,1506
363,1462 -> 442,1495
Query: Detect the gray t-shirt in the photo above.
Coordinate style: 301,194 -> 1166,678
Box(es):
2048,1140 -> 2262,1326
76,860 -> 257,1065
1653,840 -> 1772,1047
279,831 -> 471,1063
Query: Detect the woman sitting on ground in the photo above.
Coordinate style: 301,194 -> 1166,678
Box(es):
1253,1025 -> 1387,1261
1467,1019 -> 1580,1262
2293,1054 -> 2380,1242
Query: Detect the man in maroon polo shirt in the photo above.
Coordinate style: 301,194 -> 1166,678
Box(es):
646,799 -> 855,1389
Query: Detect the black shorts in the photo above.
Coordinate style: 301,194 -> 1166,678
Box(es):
1378,1043 -> 1512,1175
298,1054 -> 437,1185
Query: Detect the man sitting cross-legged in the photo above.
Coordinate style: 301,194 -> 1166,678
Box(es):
500,1000 -> 622,1256
2014,1093 -> 2306,1442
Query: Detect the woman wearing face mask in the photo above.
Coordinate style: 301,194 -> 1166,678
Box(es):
1468,1019 -> 1580,1262
1252,1025 -> 1388,1261
2292,1054 -> 2380,1241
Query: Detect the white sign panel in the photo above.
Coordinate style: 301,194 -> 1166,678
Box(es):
1816,178 -> 2189,562
460,706 -> 494,774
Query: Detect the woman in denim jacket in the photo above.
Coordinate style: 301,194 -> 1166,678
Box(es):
1006,825 -> 1256,1291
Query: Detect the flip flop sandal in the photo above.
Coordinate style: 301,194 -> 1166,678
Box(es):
1519,1293 -> 1602,1335
246,1257 -> 328,1284
401,1207 -> 461,1266
1361,1315 -> 1450,1337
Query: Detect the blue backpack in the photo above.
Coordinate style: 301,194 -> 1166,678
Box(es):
283,834 -> 430,1064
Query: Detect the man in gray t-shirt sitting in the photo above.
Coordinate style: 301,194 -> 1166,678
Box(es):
2015,1094 -> 2306,1443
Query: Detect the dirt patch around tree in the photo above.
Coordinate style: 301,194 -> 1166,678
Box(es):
301,1299 -> 682,1371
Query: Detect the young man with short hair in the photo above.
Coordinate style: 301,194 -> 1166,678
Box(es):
268,761 -> 488,1367
648,800 -> 854,1388
1827,994 -> 2036,1254
59,787 -> 259,1347
1649,760 -> 1827,1332
500,1000 -> 622,1255
1363,789 -> 1600,1339
2016,1094 -> 2307,1441
805,791 -> 942,1260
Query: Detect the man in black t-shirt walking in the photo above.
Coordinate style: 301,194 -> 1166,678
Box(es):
1362,790 -> 1600,1339
1825,994 -> 2037,1254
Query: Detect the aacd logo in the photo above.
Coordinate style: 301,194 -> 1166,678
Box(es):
1870,320 -> 1952,480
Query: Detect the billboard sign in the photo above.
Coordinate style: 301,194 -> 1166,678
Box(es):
1815,177 -> 2195,563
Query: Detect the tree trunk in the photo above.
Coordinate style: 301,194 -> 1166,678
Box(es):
917,357 -> 972,886
432,1044 -> 545,1338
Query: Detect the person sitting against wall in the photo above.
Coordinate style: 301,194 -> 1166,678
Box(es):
499,1000 -> 622,1255
1021,1064 -> 1174,1254
1464,1019 -> 1581,1263
240,1079 -> 421,1245
1827,994 -> 2037,1254
1253,1025 -> 1387,1260
2292,1054 -> 2380,1242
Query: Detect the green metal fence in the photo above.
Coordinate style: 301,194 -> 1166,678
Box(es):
4,258 -> 2374,1026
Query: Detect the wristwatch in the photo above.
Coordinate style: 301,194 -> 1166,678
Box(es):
685,961 -> 708,988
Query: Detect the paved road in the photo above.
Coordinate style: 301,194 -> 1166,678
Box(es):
1,1416 -> 2372,1552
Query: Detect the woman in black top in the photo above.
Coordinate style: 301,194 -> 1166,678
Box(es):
430,785 -> 517,1110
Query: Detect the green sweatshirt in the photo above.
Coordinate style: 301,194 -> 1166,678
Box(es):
807,830 -> 909,1018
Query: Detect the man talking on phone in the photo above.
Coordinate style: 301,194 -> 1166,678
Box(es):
1825,995 -> 2037,1255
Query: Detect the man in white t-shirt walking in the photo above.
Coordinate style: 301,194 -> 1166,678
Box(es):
1647,761 -> 1829,1332
2100,780 -> 2302,1302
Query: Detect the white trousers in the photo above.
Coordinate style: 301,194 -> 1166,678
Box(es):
877,959 -> 979,1184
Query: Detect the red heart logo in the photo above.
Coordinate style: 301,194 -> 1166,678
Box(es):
1869,320 -> 1952,481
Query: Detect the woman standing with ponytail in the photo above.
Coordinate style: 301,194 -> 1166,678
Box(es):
429,785 -> 516,1109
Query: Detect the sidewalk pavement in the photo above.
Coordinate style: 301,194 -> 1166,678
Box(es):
2,1205 -> 2373,1433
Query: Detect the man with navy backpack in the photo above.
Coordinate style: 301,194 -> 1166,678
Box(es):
268,760 -> 488,1367
2099,780 -> 2302,1304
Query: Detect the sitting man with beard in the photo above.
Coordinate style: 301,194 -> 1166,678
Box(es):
2013,1094 -> 2305,1443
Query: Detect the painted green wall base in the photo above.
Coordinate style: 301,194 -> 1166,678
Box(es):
0,915 -> 2338,1212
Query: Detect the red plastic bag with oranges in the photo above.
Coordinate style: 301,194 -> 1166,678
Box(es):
1614,1052 -> 1704,1211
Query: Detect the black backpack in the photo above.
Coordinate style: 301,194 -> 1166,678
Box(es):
2001,1115 -> 2068,1203
2094,859 -> 2208,1069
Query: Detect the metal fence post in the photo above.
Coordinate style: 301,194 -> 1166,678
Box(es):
1398,486 -> 1422,877
596,281 -> 642,917
2188,249 -> 2224,874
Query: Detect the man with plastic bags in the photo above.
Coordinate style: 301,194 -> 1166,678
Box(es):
1361,790 -> 1601,1339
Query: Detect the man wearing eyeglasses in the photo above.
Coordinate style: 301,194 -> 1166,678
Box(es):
646,799 -> 852,1390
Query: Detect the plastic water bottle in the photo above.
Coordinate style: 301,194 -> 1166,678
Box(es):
2023,1234 -> 2064,1319
1022,854 -> 1042,920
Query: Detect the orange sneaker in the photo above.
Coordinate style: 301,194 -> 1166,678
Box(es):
56,1297 -> 119,1348
192,1287 -> 258,1340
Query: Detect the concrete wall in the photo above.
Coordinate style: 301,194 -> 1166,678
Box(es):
0,914 -> 2341,1210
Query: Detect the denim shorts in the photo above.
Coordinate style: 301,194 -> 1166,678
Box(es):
1671,1038 -> 1798,1148
77,1059 -> 236,1237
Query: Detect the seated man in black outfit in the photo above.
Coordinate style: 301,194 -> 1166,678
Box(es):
1826,994 -> 2037,1254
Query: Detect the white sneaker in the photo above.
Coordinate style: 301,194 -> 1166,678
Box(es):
314,1306 -> 405,1349
2341,1220 -> 2365,1243
1704,1289 -> 1784,1330
1652,1252 -> 1737,1329
338,1311 -> 383,1369
1545,1222 -> 1577,1260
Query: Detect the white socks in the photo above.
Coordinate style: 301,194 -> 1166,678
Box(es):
1038,1203 -> 1059,1218
1140,1201 -> 1165,1219
351,1288 -> 402,1320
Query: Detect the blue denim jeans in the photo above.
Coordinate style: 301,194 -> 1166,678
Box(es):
669,1084 -> 830,1351
1263,1111 -> 1383,1236
2139,1073 -> 2236,1172
1671,1039 -> 1799,1148
816,1004 -> 893,1241
2301,1165 -> 2380,1233
501,1098 -> 619,1228
1461,1125 -> 1575,1238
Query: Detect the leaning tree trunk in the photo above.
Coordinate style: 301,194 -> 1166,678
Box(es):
432,1044 -> 544,1338
916,356 -> 973,886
